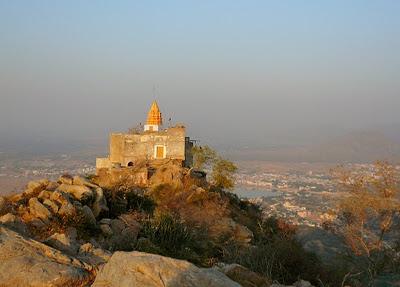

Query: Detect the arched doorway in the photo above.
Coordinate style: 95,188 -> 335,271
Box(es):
127,161 -> 134,167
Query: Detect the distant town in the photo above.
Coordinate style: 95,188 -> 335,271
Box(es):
235,162 -> 400,227
1,153 -> 398,229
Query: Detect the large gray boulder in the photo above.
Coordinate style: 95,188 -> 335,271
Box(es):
0,226 -> 93,287
92,251 -> 241,287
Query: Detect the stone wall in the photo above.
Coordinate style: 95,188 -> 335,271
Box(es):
95,167 -> 149,188
109,126 -> 187,167
96,158 -> 111,169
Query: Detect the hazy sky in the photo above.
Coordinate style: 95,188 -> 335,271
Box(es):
1,1 -> 399,148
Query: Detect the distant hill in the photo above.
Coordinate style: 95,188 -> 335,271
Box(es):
228,131 -> 400,163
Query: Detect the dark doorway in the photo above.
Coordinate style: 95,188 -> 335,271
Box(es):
127,162 -> 134,167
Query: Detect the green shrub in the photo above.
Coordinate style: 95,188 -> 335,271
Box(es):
221,217 -> 344,286
126,192 -> 155,214
104,186 -> 155,218
142,213 -> 192,251
138,213 -> 213,265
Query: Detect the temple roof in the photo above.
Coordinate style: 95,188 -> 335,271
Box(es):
146,100 -> 163,125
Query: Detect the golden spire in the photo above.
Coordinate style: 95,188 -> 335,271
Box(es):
146,100 -> 163,125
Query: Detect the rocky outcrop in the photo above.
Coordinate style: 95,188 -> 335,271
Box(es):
0,226 -> 93,287
92,251 -> 241,287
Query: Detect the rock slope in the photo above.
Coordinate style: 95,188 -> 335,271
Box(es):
0,226 -> 94,287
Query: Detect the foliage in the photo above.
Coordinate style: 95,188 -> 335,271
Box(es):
104,185 -> 155,218
125,192 -> 155,214
138,213 -> 212,265
221,217 -> 343,286
191,145 -> 238,190
191,145 -> 217,169
211,158 -> 238,190
332,161 -> 400,285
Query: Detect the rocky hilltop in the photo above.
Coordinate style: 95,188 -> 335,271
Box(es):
0,165 -> 319,287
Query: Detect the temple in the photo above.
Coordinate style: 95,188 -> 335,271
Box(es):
96,101 -> 194,172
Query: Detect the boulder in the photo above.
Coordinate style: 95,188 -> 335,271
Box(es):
78,242 -> 112,266
58,201 -> 77,217
73,175 -> 98,188
50,190 -> 73,205
0,226 -> 93,287
28,197 -> 52,221
216,263 -> 270,287
24,179 -> 49,196
120,226 -> 139,242
8,192 -> 24,203
58,174 -> 74,185
91,251 -> 241,287
80,205 -> 97,227
110,219 -> 125,234
57,184 -> 93,203
99,218 -> 111,225
44,227 -> 79,255
0,213 -> 28,235
43,199 -> 59,213
100,223 -> 113,237
92,187 -> 108,218
38,190 -> 52,201
46,181 -> 60,191
119,213 -> 141,231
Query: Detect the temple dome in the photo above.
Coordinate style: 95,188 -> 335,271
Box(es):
146,100 -> 163,125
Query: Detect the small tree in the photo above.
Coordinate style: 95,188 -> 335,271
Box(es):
332,161 -> 400,282
191,145 -> 237,190
212,158 -> 238,190
191,145 -> 217,169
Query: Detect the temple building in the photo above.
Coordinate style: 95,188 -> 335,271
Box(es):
96,101 -> 194,172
